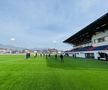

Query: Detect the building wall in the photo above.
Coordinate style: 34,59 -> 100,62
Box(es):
68,51 -> 86,58
67,50 -> 108,60
92,30 -> 108,47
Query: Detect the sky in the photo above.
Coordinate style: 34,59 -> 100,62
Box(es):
0,0 -> 108,50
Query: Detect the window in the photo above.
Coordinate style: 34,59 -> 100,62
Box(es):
98,37 -> 105,43
105,36 -> 108,41
85,53 -> 94,59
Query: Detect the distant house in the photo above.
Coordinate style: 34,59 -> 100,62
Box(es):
48,48 -> 58,54
0,48 -> 11,54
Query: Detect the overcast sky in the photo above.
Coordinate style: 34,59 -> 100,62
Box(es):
0,0 -> 108,50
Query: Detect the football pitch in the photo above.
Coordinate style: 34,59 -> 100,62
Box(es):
0,55 -> 108,90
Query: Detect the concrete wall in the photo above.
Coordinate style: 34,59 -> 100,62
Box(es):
67,50 -> 108,60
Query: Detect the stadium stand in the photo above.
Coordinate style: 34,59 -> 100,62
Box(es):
64,13 -> 108,60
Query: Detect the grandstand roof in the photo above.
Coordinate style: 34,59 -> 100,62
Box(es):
64,13 -> 108,46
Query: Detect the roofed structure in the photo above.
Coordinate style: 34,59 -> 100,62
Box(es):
64,13 -> 108,46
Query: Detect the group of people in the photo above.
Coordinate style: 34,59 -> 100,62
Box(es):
55,54 -> 64,62
46,53 -> 64,62
26,52 -> 64,62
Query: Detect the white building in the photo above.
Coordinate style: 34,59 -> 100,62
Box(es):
64,13 -> 108,60
0,48 -> 12,54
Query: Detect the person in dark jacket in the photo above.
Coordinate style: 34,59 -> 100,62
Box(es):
26,52 -> 30,59
60,54 -> 64,62
55,54 -> 57,59
48,54 -> 51,57
26,52 -> 28,59
28,52 -> 31,58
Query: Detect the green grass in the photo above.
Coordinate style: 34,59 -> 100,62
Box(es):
0,55 -> 108,90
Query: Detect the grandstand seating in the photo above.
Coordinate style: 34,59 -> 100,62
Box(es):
79,46 -> 92,51
94,45 -> 108,51
67,45 -> 108,52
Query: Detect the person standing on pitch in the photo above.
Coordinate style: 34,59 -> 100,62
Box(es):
48,53 -> 51,60
60,54 -> 64,62
55,54 -> 57,60
26,51 -> 30,59
26,52 -> 28,59
48,54 -> 51,57
28,52 -> 31,58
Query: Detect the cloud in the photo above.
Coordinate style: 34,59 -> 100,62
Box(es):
10,38 -> 15,41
